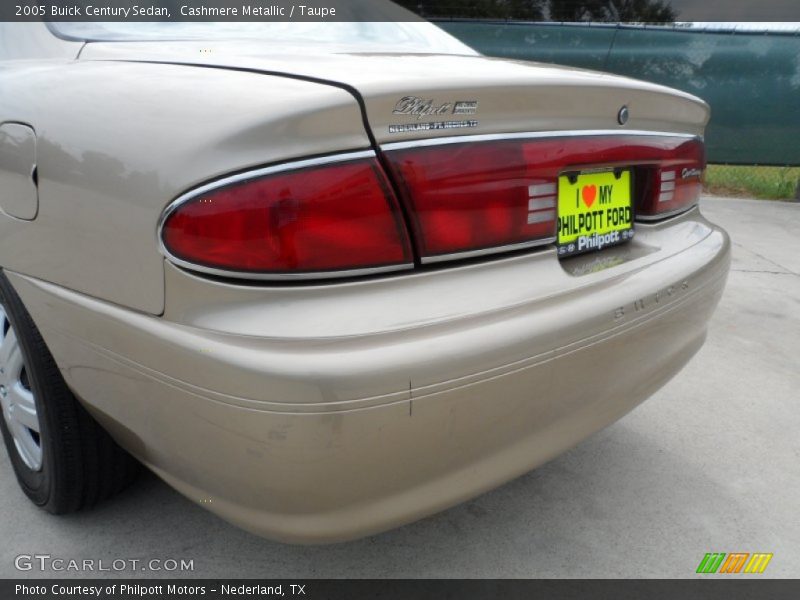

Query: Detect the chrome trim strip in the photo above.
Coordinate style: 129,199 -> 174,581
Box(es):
658,192 -> 675,203
635,204 -> 699,222
528,210 -> 556,225
528,198 -> 556,211
382,130 -> 700,151
166,257 -> 415,282
421,237 -> 557,265
157,150 -> 416,282
529,183 -> 557,197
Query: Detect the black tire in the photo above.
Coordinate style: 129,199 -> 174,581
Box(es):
0,271 -> 139,513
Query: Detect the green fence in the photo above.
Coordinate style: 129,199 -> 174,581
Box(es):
438,21 -> 800,167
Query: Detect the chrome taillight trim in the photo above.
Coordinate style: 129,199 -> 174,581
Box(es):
421,237 -> 558,264
163,255 -> 415,282
381,129 -> 701,151
635,203 -> 700,222
157,149 -> 415,282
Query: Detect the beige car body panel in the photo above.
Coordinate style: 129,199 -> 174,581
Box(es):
0,23 -> 729,542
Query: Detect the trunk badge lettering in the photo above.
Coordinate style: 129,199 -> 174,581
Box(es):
682,168 -> 704,180
393,96 -> 453,120
392,97 -> 479,120
390,97 -> 479,134
453,101 -> 479,115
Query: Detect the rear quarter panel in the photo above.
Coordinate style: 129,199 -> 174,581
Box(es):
0,60 -> 369,313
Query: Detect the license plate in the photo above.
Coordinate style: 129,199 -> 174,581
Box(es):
557,169 -> 634,257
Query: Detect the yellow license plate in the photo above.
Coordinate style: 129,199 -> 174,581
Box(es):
557,169 -> 634,257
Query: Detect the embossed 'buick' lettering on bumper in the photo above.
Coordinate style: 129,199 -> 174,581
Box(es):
614,280 -> 691,322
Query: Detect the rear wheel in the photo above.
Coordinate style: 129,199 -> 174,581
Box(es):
0,271 -> 139,513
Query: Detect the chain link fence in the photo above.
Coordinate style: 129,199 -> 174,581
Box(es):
704,165 -> 800,201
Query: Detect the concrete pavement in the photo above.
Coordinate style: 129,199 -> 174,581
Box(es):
1,196 -> 798,578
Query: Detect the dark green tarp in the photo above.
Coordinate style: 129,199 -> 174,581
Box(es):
438,21 -> 800,165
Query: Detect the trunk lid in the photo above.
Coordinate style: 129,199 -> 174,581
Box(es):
79,41 -> 709,144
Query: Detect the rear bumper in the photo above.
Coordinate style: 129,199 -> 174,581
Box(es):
8,208 -> 730,543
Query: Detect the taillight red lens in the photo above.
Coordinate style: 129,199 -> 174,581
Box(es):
637,139 -> 706,218
384,135 -> 705,261
163,135 -> 705,278
161,158 -> 413,276
384,142 -> 557,259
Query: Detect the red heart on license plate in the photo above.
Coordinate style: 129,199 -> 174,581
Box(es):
582,184 -> 597,208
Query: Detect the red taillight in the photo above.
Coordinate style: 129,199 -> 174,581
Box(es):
161,157 -> 413,277
384,142 -> 557,260
162,135 -> 705,279
384,135 -> 705,260
637,139 -> 706,219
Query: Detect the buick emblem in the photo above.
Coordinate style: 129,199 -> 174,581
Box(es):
618,106 -> 629,125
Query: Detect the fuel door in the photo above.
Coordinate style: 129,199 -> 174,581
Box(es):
0,123 -> 38,220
